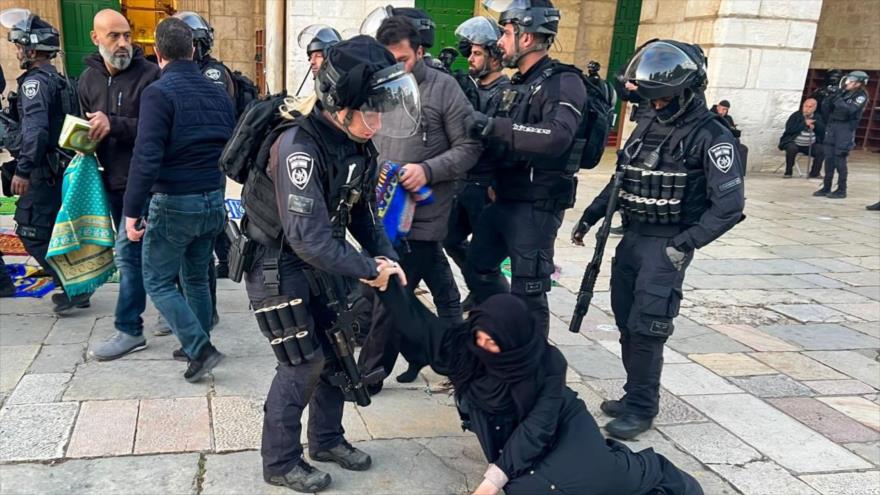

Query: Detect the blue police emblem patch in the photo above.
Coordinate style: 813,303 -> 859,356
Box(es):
286,152 -> 313,190
708,143 -> 734,174
205,68 -> 222,80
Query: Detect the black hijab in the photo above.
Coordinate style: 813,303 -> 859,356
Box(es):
448,294 -> 556,420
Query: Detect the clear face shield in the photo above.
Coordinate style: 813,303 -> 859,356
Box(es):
481,0 -> 532,11
360,6 -> 394,38
839,75 -> 865,90
454,16 -> 501,47
360,65 -> 421,138
1,8 -> 33,44
298,24 -> 341,52
623,41 -> 700,100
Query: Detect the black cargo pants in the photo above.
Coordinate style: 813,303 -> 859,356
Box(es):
443,180 -> 491,271
610,231 -> 693,418
13,174 -> 62,285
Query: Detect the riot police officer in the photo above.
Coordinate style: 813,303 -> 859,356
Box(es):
298,24 -> 342,77
173,11 -> 235,100
813,70 -> 869,199
241,36 -> 416,492
571,40 -> 745,440
443,16 -> 510,309
464,0 -> 586,334
1,8 -> 89,313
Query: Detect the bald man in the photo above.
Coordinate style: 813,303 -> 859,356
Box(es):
778,97 -> 825,178
80,9 -> 164,361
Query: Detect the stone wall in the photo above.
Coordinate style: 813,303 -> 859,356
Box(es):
177,0 -> 262,80
1,0 -> 63,96
810,0 -> 880,70
574,0 -> 616,77
632,0 -> 824,170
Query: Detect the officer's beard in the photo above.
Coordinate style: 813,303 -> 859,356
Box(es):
99,44 -> 133,71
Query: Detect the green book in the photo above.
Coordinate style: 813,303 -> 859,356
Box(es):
58,114 -> 98,154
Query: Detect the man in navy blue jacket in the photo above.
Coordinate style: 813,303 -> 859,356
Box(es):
122,17 -> 235,382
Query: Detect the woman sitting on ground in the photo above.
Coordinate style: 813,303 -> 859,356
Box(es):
369,277 -> 703,495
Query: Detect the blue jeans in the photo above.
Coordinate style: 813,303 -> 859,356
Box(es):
109,190 -> 148,337
142,190 -> 225,359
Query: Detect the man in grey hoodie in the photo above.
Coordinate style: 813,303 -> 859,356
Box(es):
360,14 -> 480,385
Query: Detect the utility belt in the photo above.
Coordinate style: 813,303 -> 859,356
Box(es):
618,189 -> 682,226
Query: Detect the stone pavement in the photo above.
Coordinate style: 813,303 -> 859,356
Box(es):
0,153 -> 879,494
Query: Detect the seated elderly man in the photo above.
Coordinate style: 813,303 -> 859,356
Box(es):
778,98 -> 825,178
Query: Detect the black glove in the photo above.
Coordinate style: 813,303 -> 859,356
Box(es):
571,211 -> 590,246
467,111 -> 494,140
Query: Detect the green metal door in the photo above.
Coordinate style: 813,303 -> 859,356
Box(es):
415,0 -> 474,72
61,0 -> 120,78
607,0 -> 643,145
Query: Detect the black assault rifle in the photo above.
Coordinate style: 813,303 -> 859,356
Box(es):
569,167 -> 624,333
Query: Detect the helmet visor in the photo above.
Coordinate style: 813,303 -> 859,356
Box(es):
173,11 -> 210,31
840,74 -> 867,88
360,6 -> 393,38
481,0 -> 532,12
298,24 -> 340,50
362,68 -> 420,138
624,41 -> 698,90
0,8 -> 31,30
455,16 -> 500,46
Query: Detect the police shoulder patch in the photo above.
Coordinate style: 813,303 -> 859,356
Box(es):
707,142 -> 734,174
286,152 -> 314,190
205,68 -> 222,81
22,79 -> 40,99
855,95 -> 867,105
288,194 -> 314,215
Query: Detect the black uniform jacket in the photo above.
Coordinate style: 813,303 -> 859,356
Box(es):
268,110 -> 397,280
14,64 -> 64,179
78,47 -> 161,191
377,282 -> 677,495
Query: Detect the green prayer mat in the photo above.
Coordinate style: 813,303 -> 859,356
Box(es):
46,154 -> 116,296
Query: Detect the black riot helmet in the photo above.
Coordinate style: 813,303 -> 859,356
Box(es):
623,39 -> 707,101
361,5 -> 436,48
298,24 -> 342,57
315,35 -> 421,141
1,8 -> 61,62
825,69 -> 843,86
455,16 -> 503,71
482,0 -> 559,68
173,11 -> 213,60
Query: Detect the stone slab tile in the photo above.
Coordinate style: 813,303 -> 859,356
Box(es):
203,440 -> 470,495
559,344 -> 627,380
211,356 -> 277,398
805,351 -> 880,388
710,461 -> 820,495
7,372 -> 71,404
710,324 -> 801,351
768,305 -> 859,324
846,321 -> 880,339
0,453 -> 199,495
0,344 -> 40,393
689,352 -> 777,376
695,259 -> 821,275
799,471 -> 880,495
43,315 -> 96,345
769,397 -> 880,443
357,389 -> 467,440
64,360 -> 209,400
801,257 -> 867,271
583,379 -> 705,425
417,436 -> 490,492
208,313 -> 274,358
750,352 -> 847,380
805,380 -> 877,396
659,422 -> 761,465
761,323 -> 880,350
844,286 -> 880,302
666,330 -> 754,354
0,315 -> 55,345
845,441 -> 880,466
66,399 -> 139,458
818,396 -> 880,431
729,374 -> 815,398
212,396 -> 263,452
789,288 -> 873,304
0,402 -> 79,461
825,271 -> 880,287
828,302 -> 880,321
660,363 -> 742,396
595,339 -> 690,364
794,274 -> 848,289
134,397 -> 211,454
28,343 -> 85,373
684,393 -> 871,473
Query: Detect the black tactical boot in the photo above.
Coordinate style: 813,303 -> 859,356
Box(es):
867,202 -> 880,211
264,460 -> 331,493
0,264 -> 15,298
311,440 -> 372,471
812,188 -> 830,197
396,363 -> 422,383
605,414 -> 654,440
827,189 -> 847,199
599,399 -> 625,418
184,344 -> 223,383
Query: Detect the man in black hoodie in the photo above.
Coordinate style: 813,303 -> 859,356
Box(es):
78,9 -> 162,361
